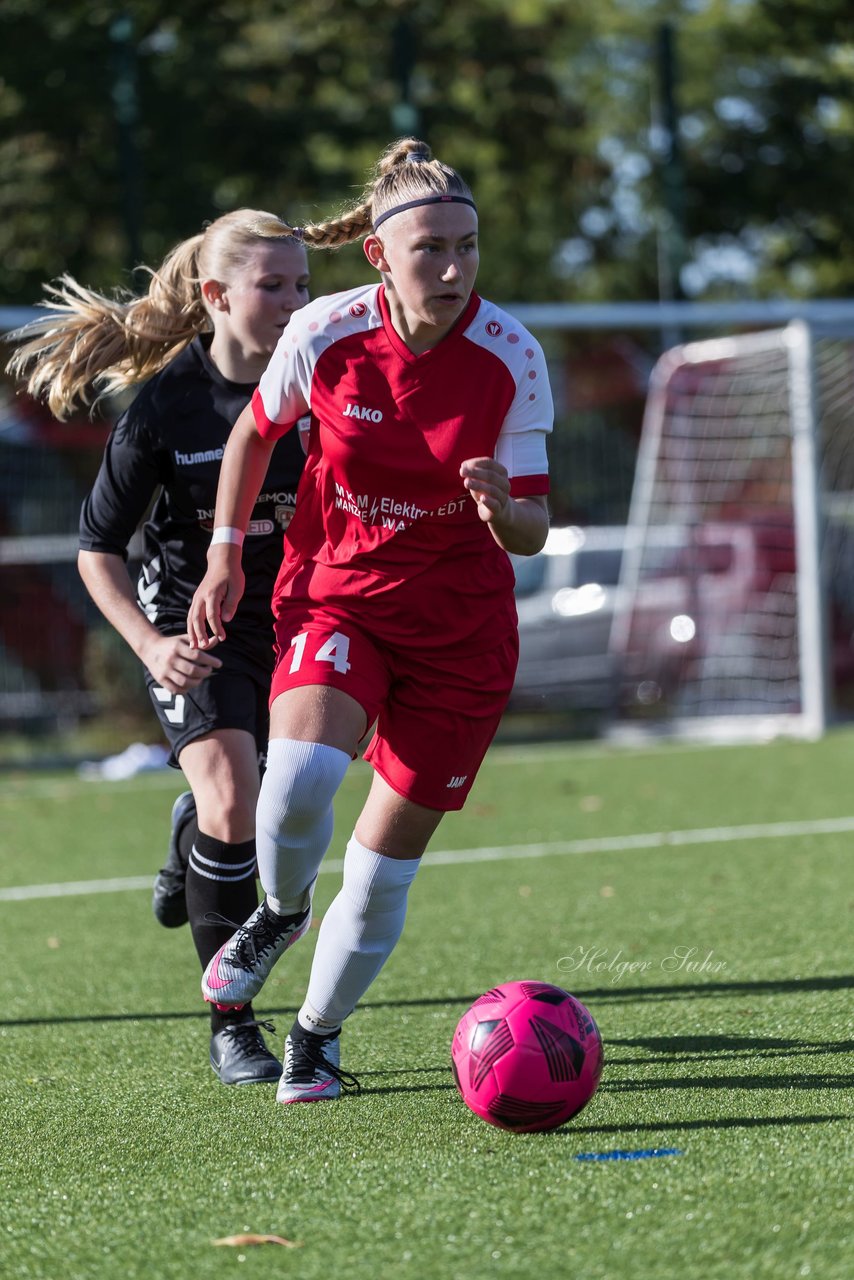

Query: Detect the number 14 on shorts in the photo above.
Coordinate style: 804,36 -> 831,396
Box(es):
289,631 -> 352,674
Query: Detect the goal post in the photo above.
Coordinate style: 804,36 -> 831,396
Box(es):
786,320 -> 828,738
607,319 -> 846,742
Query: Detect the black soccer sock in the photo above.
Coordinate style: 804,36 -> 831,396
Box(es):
175,808 -> 197,869
288,1018 -> 339,1044
185,831 -> 259,970
210,1002 -> 256,1033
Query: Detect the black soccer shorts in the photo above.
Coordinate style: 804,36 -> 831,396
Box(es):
144,654 -> 271,769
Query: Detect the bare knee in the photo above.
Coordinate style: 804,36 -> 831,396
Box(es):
194,780 -> 257,843
178,731 -> 261,844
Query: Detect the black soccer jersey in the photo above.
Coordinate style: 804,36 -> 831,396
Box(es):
79,335 -> 305,669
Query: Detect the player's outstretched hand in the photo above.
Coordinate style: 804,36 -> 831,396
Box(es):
460,457 -> 511,523
187,556 -> 246,649
143,633 -> 222,694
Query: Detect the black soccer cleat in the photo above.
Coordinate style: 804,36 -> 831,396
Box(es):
210,1018 -> 283,1085
152,791 -> 196,928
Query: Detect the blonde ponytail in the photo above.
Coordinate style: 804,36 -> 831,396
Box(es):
6,209 -> 298,418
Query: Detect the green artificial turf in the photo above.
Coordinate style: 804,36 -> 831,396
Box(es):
1,729 -> 852,1279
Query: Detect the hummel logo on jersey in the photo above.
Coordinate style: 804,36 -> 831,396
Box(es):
447,775 -> 468,789
175,447 -> 224,466
138,557 -> 161,622
343,402 -> 383,423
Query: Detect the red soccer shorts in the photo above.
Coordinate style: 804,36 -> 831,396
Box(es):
269,603 -> 518,811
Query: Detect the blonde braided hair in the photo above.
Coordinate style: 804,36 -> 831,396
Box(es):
250,137 -> 474,249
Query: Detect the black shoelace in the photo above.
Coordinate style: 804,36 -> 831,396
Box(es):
291,1035 -> 361,1094
222,1019 -> 277,1059
204,908 -> 303,972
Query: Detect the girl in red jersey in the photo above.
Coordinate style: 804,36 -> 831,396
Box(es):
187,139 -> 554,1103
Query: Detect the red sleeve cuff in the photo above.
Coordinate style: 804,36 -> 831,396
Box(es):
251,387 -> 298,441
510,473 -> 549,497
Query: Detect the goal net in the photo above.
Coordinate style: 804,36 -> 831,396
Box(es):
608,320 -> 854,741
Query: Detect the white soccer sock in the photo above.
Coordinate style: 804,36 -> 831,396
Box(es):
256,739 -> 351,914
299,836 -> 421,1031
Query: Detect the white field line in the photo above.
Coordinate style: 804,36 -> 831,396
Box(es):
1,814 -> 852,903
0,737 -> 715,804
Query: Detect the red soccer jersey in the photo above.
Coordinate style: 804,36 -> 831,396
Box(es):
252,284 -> 553,652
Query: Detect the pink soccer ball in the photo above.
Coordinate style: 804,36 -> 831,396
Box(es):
451,980 -> 604,1132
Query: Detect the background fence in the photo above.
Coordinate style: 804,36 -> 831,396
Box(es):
3,299 -> 854,760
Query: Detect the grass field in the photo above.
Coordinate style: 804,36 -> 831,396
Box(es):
1,728 -> 852,1280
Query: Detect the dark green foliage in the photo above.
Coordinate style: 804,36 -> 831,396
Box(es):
2,2 -> 852,310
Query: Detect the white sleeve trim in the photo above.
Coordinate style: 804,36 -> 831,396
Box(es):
494,429 -> 549,478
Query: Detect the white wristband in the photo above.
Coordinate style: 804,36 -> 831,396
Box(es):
210,526 -> 245,547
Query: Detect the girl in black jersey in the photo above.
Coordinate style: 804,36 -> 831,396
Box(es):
7,210 -> 310,1085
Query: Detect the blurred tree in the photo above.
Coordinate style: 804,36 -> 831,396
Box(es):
582,0 -> 854,300
1,0 -> 853,308
0,0 -> 603,303
676,0 -> 854,296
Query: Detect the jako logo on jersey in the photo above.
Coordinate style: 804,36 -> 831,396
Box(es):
349,301 -> 368,318
485,321 -> 503,337
343,403 -> 384,423
447,775 -> 468,789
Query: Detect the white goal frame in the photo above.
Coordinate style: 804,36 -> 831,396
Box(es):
609,321 -> 827,742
